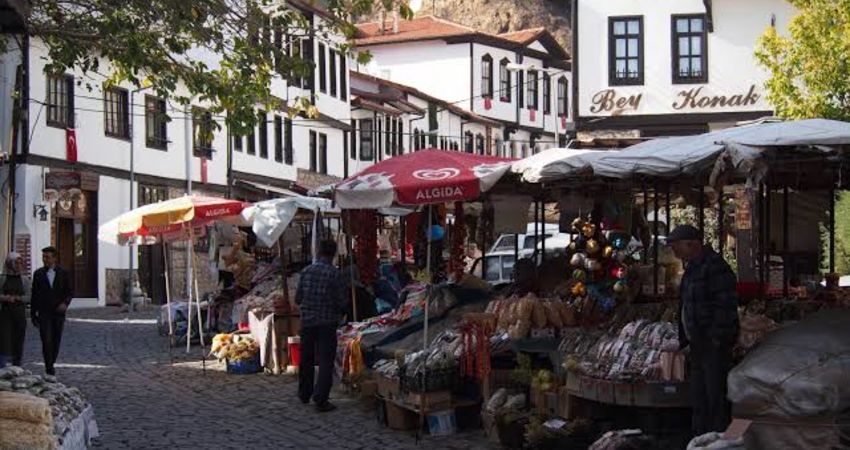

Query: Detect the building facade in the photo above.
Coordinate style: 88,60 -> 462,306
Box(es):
572,0 -> 797,137
0,0 -> 352,305
353,16 -> 573,157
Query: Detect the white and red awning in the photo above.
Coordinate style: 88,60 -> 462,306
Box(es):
335,149 -> 514,209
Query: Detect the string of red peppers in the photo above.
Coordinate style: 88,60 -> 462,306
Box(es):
460,321 -> 493,382
449,202 -> 467,281
351,209 -> 378,286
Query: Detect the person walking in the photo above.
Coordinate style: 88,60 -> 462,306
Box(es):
667,225 -> 740,436
31,246 -> 73,376
295,240 -> 344,412
0,253 -> 31,367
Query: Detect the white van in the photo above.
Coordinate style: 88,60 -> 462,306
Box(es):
472,224 -> 572,285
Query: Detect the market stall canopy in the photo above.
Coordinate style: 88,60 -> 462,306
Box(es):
98,195 -> 248,246
586,119 -> 850,182
241,196 -> 338,247
334,149 -> 514,208
511,147 -> 610,183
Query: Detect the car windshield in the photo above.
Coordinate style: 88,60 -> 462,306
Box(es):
492,235 -> 517,252
523,234 -> 553,249
484,255 -> 515,282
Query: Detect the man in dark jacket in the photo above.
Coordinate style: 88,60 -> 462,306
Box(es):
31,246 -> 73,375
668,225 -> 740,436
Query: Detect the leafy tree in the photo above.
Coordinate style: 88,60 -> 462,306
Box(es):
756,1 -> 850,274
3,0 -> 412,134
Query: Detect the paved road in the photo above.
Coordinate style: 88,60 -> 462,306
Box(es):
21,307 -> 491,449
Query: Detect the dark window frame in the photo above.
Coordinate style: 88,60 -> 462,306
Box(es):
557,77 -> 569,117
329,50 -> 338,97
284,117 -> 293,164
318,42 -> 327,93
258,110 -> 268,158
527,70 -> 539,110
671,14 -> 709,84
309,130 -> 318,171
499,58 -> 511,102
518,70 -> 524,108
384,115 -> 392,156
359,119 -> 373,161
192,107 -> 214,159
481,54 -> 493,98
274,115 -> 283,162
464,131 -> 474,153
233,133 -> 243,152
103,86 -> 130,140
543,72 -> 551,115
246,124 -> 256,156
46,74 -> 74,128
144,95 -> 168,150
340,54 -> 348,101
318,133 -> 328,174
608,16 -> 645,86
475,133 -> 484,155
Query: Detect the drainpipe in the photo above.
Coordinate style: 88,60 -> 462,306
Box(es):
10,34 -> 31,243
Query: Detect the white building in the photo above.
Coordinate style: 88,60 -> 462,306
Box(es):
348,71 -> 501,173
572,0 -> 797,137
0,0 -> 351,305
353,16 -> 573,157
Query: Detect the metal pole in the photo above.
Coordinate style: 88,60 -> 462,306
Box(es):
783,187 -> 789,298
642,184 -> 648,260
698,189 -> 705,237
757,184 -> 765,300
541,201 -> 546,264
665,184 -> 671,236
830,188 -> 836,273
128,91 -> 136,314
717,191 -> 724,254
653,185 -> 659,296
765,185 -> 772,292
185,106 -> 193,302
399,216 -> 406,265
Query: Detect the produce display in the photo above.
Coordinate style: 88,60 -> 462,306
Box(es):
0,366 -> 93,447
211,333 -> 260,362
231,269 -> 300,326
486,293 -> 576,340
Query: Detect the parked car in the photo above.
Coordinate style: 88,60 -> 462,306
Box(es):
471,223 -> 573,286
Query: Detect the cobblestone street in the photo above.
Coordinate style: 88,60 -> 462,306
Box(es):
21,307 -> 491,449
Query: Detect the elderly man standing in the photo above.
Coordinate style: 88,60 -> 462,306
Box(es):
667,225 -> 740,436
295,240 -> 345,412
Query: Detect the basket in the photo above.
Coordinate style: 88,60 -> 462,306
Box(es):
226,354 -> 261,374
402,366 -> 458,393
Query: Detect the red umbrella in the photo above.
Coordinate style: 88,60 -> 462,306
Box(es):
335,149 -> 514,208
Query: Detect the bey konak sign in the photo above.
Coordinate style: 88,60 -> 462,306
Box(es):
589,85 -> 761,115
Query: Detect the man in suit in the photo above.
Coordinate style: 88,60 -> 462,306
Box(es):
31,246 -> 73,375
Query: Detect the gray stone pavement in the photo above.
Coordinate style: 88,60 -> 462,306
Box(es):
21,307 -> 494,450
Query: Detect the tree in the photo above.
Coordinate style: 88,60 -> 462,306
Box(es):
756,0 -> 850,274
755,0 -> 850,121
3,0 -> 412,134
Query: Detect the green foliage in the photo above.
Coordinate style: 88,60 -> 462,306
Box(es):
755,0 -> 850,121
7,0 -> 412,133
510,353 -> 534,387
669,203 -> 738,273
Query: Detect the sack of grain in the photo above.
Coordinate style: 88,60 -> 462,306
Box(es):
531,301 -> 547,328
0,392 -> 52,425
560,303 -> 577,327
0,418 -> 56,450
545,302 -> 563,329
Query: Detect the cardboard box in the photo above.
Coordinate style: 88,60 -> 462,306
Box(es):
359,380 -> 378,399
543,391 -> 559,416
385,400 -> 418,431
406,390 -> 452,411
377,376 -> 400,401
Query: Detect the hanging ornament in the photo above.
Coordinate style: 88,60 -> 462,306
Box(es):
602,246 -> 614,259
586,239 -> 600,255
570,253 -> 586,267
582,222 -> 597,238
569,241 -> 578,252
611,234 -> 628,250
571,218 -> 584,232
585,258 -> 602,272
571,282 -> 587,297
610,265 -> 627,280
572,268 -> 586,281
613,280 -> 627,294
614,250 -> 627,263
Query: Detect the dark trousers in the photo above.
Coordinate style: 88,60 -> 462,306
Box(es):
0,304 -> 26,366
38,314 -> 66,375
298,324 -> 337,405
689,343 -> 733,435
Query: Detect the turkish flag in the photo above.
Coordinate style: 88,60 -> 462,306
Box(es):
200,158 -> 208,184
529,109 -> 536,122
484,97 -> 492,110
561,116 -> 568,128
66,128 -> 78,162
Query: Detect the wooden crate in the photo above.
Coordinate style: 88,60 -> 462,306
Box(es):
385,400 -> 419,431
377,376 -> 401,401
405,390 -> 452,411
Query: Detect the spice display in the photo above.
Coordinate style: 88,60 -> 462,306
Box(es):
486,293 -> 577,340
211,333 -> 260,362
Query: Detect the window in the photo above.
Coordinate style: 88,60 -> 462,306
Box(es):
144,96 -> 168,150
103,86 -> 130,139
397,118 -> 404,154
499,59 -> 511,102
284,117 -> 293,164
302,39 -> 313,90
340,54 -> 348,101
46,74 -> 74,128
464,132 -> 474,153
233,134 -> 243,152
518,71 -> 524,108
413,129 -> 420,151
609,16 -> 644,85
258,110 -> 268,158
329,50 -> 338,97
390,118 -> 397,156
274,27 -> 284,75
192,107 -> 214,159
481,54 -> 493,98
288,35 -> 302,88
246,126 -> 256,155
360,119 -> 373,161
543,73 -> 551,115
318,133 -> 328,174
557,77 -> 569,116
672,15 -> 708,83
376,118 -> 382,157
318,43 -> 327,93
476,134 -> 484,155
419,130 -> 426,150
527,70 -> 539,110
385,116 -> 392,156
350,120 -> 357,158
309,130 -> 317,171
274,115 -> 283,162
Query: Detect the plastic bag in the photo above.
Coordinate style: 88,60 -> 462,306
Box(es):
687,432 -> 744,450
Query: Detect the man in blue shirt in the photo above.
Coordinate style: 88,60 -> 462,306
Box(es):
295,240 -> 344,412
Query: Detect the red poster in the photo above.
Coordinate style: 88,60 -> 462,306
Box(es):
561,116 -> 568,128
529,109 -> 536,122
65,128 -> 78,162
484,97 -> 492,110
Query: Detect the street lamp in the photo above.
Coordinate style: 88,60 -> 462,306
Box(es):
127,82 -> 153,312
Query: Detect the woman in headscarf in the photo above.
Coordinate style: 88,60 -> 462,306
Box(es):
0,252 -> 30,366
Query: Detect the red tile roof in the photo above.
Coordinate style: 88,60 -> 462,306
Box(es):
355,15 -> 477,46
499,28 -> 547,45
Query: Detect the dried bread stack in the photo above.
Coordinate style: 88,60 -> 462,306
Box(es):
0,391 -> 56,450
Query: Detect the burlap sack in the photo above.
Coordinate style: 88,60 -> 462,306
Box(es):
0,418 -> 56,450
0,392 -> 52,425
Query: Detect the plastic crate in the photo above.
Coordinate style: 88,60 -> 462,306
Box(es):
226,354 -> 261,374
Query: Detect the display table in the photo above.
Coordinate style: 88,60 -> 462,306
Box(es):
565,372 -> 690,408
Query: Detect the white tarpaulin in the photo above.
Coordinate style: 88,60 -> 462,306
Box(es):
241,197 -> 338,247
511,148 -> 608,183
534,119 -> 850,182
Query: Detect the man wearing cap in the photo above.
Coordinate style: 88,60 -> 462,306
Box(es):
667,225 -> 739,436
